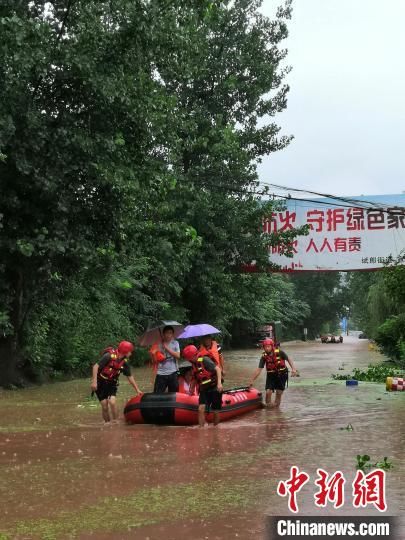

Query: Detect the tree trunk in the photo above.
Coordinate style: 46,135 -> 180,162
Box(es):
0,336 -> 19,386
0,269 -> 24,386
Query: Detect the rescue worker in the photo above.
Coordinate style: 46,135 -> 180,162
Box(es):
182,344 -> 223,427
199,335 -> 226,377
91,341 -> 142,423
248,339 -> 297,408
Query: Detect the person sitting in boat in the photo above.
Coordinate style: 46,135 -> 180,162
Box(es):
91,341 -> 142,423
177,364 -> 196,395
182,345 -> 223,427
248,339 -> 297,408
198,335 -> 226,377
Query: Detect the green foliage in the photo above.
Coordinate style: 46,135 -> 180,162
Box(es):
1,0 -> 169,378
286,272 -> 348,338
356,455 -> 393,472
356,454 -> 370,471
24,279 -> 134,377
383,253 -> 405,307
226,273 -> 311,345
339,423 -> 354,431
332,363 -> 403,382
22,254 -> 171,377
374,457 -> 394,471
0,311 -> 12,337
347,254 -> 405,365
348,278 -> 387,330
375,314 -> 405,366
0,0 -> 308,382
133,347 -> 151,369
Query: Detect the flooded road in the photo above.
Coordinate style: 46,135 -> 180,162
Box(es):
0,337 -> 403,539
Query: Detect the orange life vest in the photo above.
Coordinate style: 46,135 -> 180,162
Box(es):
199,341 -> 221,367
262,348 -> 287,373
98,349 -> 127,382
192,357 -> 217,388
149,342 -> 166,372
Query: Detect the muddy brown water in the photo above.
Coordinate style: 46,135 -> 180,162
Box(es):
0,337 -> 403,539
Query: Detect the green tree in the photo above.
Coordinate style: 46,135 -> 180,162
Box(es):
347,272 -> 390,336
375,254 -> 405,365
347,256 -> 405,365
288,272 -> 348,338
0,0 -> 304,384
149,0 -> 300,326
0,1 -> 175,381
383,253 -> 405,309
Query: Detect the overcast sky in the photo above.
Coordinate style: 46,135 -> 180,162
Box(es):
258,0 -> 405,197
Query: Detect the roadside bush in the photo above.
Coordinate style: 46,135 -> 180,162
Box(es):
24,280 -> 136,379
132,347 -> 150,368
375,314 -> 405,367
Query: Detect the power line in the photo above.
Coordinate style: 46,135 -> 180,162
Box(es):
197,179 -> 405,215
251,181 -> 405,216
258,182 -> 404,212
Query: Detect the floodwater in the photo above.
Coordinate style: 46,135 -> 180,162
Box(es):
0,337 -> 403,539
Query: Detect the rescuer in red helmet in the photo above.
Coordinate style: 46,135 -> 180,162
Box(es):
91,340 -> 142,423
182,344 -> 223,427
198,335 -> 226,378
248,338 -> 297,407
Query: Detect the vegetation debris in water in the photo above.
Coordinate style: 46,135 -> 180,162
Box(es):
332,363 -> 403,382
339,423 -> 354,431
355,455 -> 393,472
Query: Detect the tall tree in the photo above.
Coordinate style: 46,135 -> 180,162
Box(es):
347,255 -> 405,364
0,1 -> 175,380
148,0 -> 297,324
0,0 -> 302,383
288,272 -> 348,338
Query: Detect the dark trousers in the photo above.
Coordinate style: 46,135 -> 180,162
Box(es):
265,370 -> 288,391
95,379 -> 118,401
154,372 -> 179,393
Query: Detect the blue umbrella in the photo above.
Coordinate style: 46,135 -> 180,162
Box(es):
177,324 -> 220,339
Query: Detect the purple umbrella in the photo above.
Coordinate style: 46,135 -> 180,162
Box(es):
177,324 -> 221,339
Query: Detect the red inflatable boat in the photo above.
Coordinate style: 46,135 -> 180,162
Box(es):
124,387 -> 262,425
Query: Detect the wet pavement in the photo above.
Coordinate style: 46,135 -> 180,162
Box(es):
0,337 -> 403,539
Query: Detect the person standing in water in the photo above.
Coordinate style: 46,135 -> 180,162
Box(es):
91,341 -> 142,423
248,339 -> 297,407
182,345 -> 223,427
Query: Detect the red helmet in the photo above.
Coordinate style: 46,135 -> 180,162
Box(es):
262,338 -> 274,348
182,345 -> 198,361
117,341 -> 134,355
